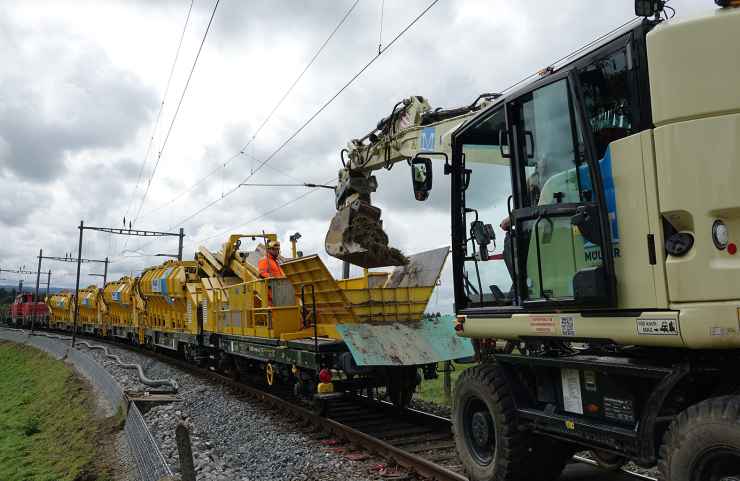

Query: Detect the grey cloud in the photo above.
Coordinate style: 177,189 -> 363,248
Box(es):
0,181 -> 53,227
0,18 -> 158,182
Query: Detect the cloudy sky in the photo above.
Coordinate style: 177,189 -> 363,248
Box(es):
0,0 -> 708,312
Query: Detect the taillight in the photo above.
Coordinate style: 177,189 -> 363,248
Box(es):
318,368 -> 333,384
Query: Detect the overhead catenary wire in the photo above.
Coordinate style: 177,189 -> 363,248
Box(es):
495,16 -> 640,98
239,183 -> 335,189
124,0 -> 196,221
181,180 -> 337,248
137,152 -> 305,220
113,177 -> 336,262
157,0 -> 440,233
378,0 -> 385,54
131,0 -> 221,228
242,0 -> 439,184
135,0 -> 361,223
75,1 -> 439,274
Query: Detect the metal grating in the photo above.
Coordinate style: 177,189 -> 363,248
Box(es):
0,328 -> 32,344
125,402 -> 173,481
66,343 -> 124,409
27,335 -> 68,357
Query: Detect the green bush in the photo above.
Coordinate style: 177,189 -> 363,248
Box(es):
17,409 -> 44,435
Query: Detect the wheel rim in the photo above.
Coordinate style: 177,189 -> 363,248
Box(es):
590,450 -> 627,470
690,446 -> 740,481
266,363 -> 274,385
463,393 -> 495,465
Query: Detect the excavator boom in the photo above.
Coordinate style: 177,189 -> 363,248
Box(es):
325,93 -> 498,268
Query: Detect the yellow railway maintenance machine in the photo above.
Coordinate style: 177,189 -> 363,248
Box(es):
76,285 -> 106,337
324,3 -> 740,480
137,234 -> 473,415
103,276 -> 146,344
48,290 -> 74,331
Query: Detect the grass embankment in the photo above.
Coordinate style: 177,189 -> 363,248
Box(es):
0,340 -> 110,480
415,362 -> 477,406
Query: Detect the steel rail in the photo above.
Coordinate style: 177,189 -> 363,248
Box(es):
154,354 -> 467,481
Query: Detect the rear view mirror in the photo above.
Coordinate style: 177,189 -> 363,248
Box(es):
411,157 -> 433,201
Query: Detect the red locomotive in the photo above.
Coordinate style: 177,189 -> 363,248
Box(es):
5,292 -> 48,327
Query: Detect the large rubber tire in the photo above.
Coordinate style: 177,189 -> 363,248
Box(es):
451,364 -> 530,481
658,395 -> 740,481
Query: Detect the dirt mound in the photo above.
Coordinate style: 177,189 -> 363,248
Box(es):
341,216 -> 409,266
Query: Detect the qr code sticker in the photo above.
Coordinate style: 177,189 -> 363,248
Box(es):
560,316 -> 576,337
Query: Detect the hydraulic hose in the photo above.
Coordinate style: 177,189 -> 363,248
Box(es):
74,341 -> 179,390
3,328 -> 178,390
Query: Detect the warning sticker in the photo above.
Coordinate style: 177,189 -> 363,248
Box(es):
604,397 -> 634,422
530,316 -> 556,334
636,318 -> 678,335
561,368 -> 583,415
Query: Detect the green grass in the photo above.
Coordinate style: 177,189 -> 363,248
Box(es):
415,362 -> 478,406
0,340 -> 98,480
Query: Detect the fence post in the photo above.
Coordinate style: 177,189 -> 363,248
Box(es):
176,423 -> 196,481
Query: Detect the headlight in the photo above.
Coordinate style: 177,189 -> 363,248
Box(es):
712,220 -> 729,250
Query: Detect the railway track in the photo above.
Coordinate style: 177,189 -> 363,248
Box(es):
20,328 -> 659,481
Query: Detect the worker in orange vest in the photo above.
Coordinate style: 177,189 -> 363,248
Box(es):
258,240 -> 284,309
258,240 -> 284,278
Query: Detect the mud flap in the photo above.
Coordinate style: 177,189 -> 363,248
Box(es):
335,317 -> 475,366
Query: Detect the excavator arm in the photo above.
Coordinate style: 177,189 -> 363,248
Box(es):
326,93 -> 499,268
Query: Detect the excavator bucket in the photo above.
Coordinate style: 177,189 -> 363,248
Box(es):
325,200 -> 406,269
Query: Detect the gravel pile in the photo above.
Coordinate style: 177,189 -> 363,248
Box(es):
65,341 -> 372,481
147,387 -> 366,480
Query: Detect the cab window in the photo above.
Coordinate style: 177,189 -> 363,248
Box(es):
513,78 -> 590,208
460,107 -> 516,305
579,49 -> 634,159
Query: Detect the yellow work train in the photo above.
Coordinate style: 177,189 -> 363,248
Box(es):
37,234 -> 471,414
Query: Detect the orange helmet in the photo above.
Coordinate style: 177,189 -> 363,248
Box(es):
267,240 -> 281,249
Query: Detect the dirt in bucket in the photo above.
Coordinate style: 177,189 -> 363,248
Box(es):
341,216 -> 409,265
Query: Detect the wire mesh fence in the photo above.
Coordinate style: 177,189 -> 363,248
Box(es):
66,342 -> 124,409
0,328 -> 173,481
27,334 -> 68,357
126,402 -> 174,481
0,328 -> 31,344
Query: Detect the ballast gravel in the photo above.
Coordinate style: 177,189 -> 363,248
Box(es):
64,340 -> 377,481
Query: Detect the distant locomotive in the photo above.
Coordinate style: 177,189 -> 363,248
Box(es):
5,291 -> 47,326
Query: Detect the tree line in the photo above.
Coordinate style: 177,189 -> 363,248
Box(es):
0,288 -> 18,315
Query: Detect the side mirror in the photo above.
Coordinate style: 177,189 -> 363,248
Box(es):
635,0 -> 664,17
411,157 -> 433,201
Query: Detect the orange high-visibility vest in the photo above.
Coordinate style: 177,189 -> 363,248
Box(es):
258,254 -> 284,278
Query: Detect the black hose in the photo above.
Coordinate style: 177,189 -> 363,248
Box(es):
4,328 -> 179,390
75,341 -> 179,390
